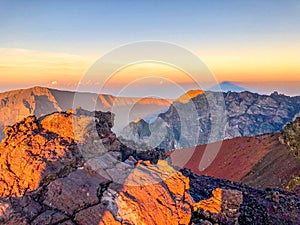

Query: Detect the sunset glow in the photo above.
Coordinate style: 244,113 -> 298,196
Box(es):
0,1 -> 299,96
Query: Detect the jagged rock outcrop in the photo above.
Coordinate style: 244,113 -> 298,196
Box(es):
71,160 -> 193,225
0,115 -> 78,198
184,170 -> 300,225
0,109 -> 117,198
192,187 -> 243,224
119,118 -> 151,144
121,90 -> 300,150
1,158 -> 299,225
280,117 -> 300,158
0,110 -> 299,225
277,117 -> 300,193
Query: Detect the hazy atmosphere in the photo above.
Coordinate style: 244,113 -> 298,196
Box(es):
1,0 -> 300,96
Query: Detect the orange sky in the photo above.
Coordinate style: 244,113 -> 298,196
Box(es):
1,1 -> 299,96
200,44 -> 300,82
0,47 -> 299,95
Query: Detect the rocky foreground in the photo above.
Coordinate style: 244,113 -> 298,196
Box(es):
0,110 -> 299,225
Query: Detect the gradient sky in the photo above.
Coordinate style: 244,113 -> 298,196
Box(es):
0,0 -> 300,96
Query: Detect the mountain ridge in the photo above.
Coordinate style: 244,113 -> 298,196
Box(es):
121,90 -> 300,150
0,86 -> 172,141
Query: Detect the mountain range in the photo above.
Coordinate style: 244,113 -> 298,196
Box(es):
121,90 -> 300,150
0,86 -> 171,140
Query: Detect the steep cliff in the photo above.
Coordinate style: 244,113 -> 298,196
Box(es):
121,90 -> 300,150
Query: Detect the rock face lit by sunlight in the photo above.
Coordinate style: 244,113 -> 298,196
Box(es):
0,115 -> 78,197
177,89 -> 205,103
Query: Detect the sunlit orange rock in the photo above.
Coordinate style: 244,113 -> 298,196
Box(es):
193,188 -> 222,214
177,90 -> 204,103
191,186 -> 243,224
0,115 -> 78,197
0,110 -> 116,198
99,160 -> 193,225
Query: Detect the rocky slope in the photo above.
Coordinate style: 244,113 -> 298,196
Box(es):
169,130 -> 300,193
121,90 -> 300,150
0,110 -> 299,224
0,86 -> 171,140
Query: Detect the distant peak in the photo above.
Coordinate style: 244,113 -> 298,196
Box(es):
208,82 -> 247,93
220,81 -> 232,85
178,90 -> 204,103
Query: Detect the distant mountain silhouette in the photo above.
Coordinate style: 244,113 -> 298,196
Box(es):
208,81 -> 248,92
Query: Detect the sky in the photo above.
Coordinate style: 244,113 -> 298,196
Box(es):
0,0 -> 300,97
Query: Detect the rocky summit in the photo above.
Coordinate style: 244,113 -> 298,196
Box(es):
0,110 -> 299,225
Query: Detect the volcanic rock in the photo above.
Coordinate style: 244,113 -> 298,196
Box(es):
0,110 -> 299,225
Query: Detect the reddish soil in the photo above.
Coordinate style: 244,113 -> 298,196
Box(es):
169,133 -> 299,188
